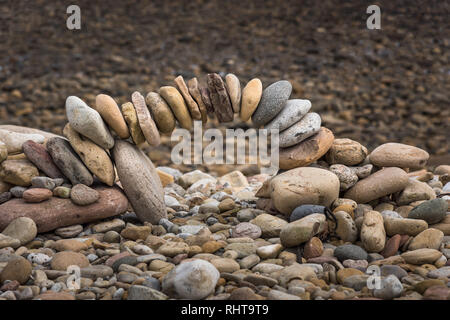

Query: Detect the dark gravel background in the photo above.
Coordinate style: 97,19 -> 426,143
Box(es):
0,0 -> 449,164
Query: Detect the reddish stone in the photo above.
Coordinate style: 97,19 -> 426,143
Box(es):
0,186 -> 128,233
207,73 -> 234,122
381,234 -> 402,258
423,285 -> 450,300
23,188 -> 52,203
105,251 -> 131,267
399,234 -> 410,247
0,280 -> 20,291
35,291 -> 75,300
22,140 -> 65,179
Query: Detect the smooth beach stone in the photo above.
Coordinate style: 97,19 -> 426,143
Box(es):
279,127 -> 334,170
408,228 -> 444,250
174,75 -> 202,120
1,217 -> 37,245
290,205 -> 327,222
329,164 -> 359,191
326,138 -> 368,166
265,99 -> 311,131
145,92 -> 176,134
162,259 -> 220,300
0,141 -> 7,162
53,186 -> 71,199
46,137 -> 93,186
0,129 -> 45,154
384,218 -> 428,236
112,140 -> 166,224
22,140 -> 65,179
31,176 -> 56,190
0,191 -> 11,203
207,73 -> 234,122
370,143 -> 429,169
401,248 -> 442,265
280,213 -> 327,247
0,256 -> 32,284
0,159 -> 39,187
252,80 -> 292,127
94,94 -> 130,139
361,211 -> 386,253
334,244 -> 369,262
344,167 -> 408,204
63,124 -> 115,186
187,77 -> 208,123
270,167 -> 340,216
121,102 -> 146,145
159,86 -> 193,130
0,233 -> 20,249
70,184 -> 99,206
408,198 -> 448,224
0,186 -> 128,232
225,73 -> 241,113
240,78 -> 263,122
131,91 -> 160,146
65,96 -> 114,149
279,112 -> 321,148
23,188 -> 52,203
396,179 -> 436,205
334,211 -> 358,243
373,275 -> 403,300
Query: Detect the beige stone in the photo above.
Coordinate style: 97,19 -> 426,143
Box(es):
280,214 -> 327,247
384,218 -> 428,236
240,78 -> 262,121
401,248 -> 442,265
159,86 -> 193,130
121,102 -> 146,145
325,138 -> 368,165
408,228 -> 444,250
370,143 -> 429,169
0,159 -> 39,186
94,94 -> 130,139
145,92 -> 176,134
132,91 -> 160,146
361,210 -> 386,253
225,73 -> 241,113
186,77 -> 208,123
174,75 -> 202,120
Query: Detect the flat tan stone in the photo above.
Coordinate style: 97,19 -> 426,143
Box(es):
240,78 -> 262,121
121,102 -> 146,146
94,94 -> 130,139
174,75 -> 202,120
159,86 -> 192,130
145,92 -> 176,134
132,91 -> 160,146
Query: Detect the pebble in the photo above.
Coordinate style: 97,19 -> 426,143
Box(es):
381,234 -> 402,258
252,80 -> 292,127
162,259 -> 220,299
231,223 -> 262,239
408,198 -> 448,224
279,127 -> 334,170
334,244 -> 368,262
401,248 -> 442,265
0,191 -> 11,204
207,73 -> 234,122
70,184 -> 99,206
0,233 -> 20,249
408,228 -> 444,250
344,167 -> 409,204
145,92 -> 176,134
23,188 -> 53,203
31,176 -> 56,190
121,102 -> 146,145
239,78 -> 263,122
9,186 -> 26,198
351,164 -> 373,179
159,86 -> 193,130
186,77 -> 208,123
329,164 -> 359,191
0,256 -> 32,284
384,218 -> 428,236
174,75 -> 202,120
270,167 -> 339,215
280,213 -> 326,247
256,244 -> 283,259
373,275 -> 403,299
334,211 -> 358,243
370,143 -> 429,169
121,225 -> 152,240
46,137 -> 93,186
94,94 -> 130,139
325,138 -> 368,165
1,217 -> 37,245
0,129 -> 45,154
211,258 -> 240,273
0,140 -> 7,162
396,179 -> 436,205
53,186 -> 71,198
63,123 -> 115,186
380,265 -> 408,280
423,286 -> 450,300
279,112 -> 321,148
361,211 -> 386,253
131,91 -> 160,146
22,140 -> 65,179
290,205 -> 327,222
27,253 -> 52,265
0,159 -> 39,187
128,285 -> 168,300
112,140 -> 166,224
265,99 -> 311,131
65,96 -> 114,149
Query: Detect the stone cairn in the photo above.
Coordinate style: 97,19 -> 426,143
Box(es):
0,73 -> 449,300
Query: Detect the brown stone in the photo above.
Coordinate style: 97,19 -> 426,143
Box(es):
279,127 -> 334,169
207,73 -> 234,122
380,234 -> 402,258
145,92 -> 176,134
159,86 -> 193,130
370,143 -> 429,169
303,237 -> 324,259
51,251 -> 89,270
0,256 -> 32,284
199,84 -> 214,115
187,77 -> 208,123
131,91 -> 160,146
174,75 -> 202,120
35,291 -> 75,300
325,138 -> 368,166
94,94 -> 130,139
0,159 -> 39,187
22,140 -> 65,179
0,186 -> 128,232
23,188 -> 52,203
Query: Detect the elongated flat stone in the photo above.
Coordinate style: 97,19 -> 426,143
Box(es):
225,73 -> 241,113
66,96 -> 114,149
159,86 -> 193,130
95,94 -> 130,139
207,73 -> 234,122
112,140 -> 167,224
187,77 -> 208,123
174,75 -> 202,120
265,99 -> 311,131
131,92 -> 160,146
22,140 -> 65,179
0,186 -> 128,233
279,112 -> 321,148
0,129 -> 44,154
145,92 -> 176,134
46,137 -> 93,186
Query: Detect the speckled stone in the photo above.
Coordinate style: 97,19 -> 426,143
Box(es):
279,112 -> 321,148
207,73 -> 234,123
265,99 -> 311,131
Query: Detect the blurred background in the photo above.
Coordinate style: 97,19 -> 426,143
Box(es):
0,0 -> 449,167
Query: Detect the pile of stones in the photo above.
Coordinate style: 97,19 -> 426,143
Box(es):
0,73 -> 449,300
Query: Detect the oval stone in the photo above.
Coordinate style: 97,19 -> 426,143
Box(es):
408,198 -> 448,224
370,143 -> 429,169
145,92 -> 176,134
225,73 -> 241,113
279,112 -> 321,148
159,86 -> 193,130
131,91 -> 160,146
240,78 -> 263,122
252,80 -> 292,127
344,167 -> 409,204
174,75 -> 202,120
265,99 -> 311,131
94,94 -> 130,139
